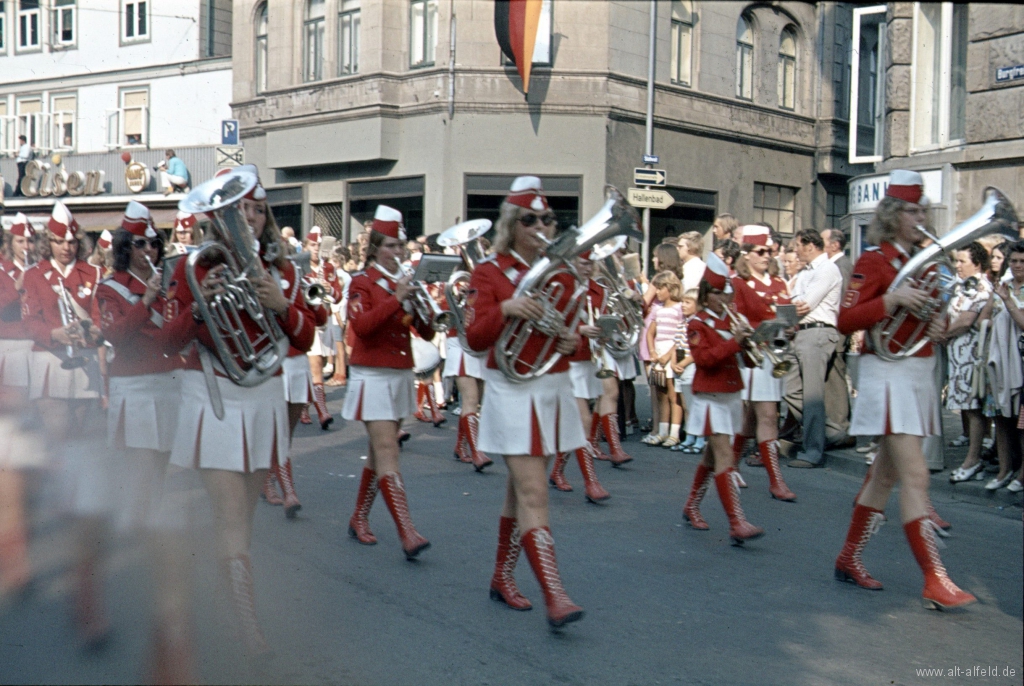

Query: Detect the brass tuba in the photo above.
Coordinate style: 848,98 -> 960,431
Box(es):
179,169 -> 289,412
590,234 -> 643,355
869,187 -> 1018,361
495,186 -> 643,383
438,218 -> 491,357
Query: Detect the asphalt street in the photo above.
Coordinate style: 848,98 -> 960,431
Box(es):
1,384 -> 1022,686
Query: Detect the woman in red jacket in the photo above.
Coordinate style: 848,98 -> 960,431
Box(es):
157,169 -> 316,654
680,254 -> 764,544
344,205 -> 434,561
833,170 -> 975,610
465,176 -> 585,629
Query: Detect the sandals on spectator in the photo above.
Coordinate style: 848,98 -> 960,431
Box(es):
949,462 -> 984,483
641,434 -> 665,446
947,435 -> 969,448
661,437 -> 681,448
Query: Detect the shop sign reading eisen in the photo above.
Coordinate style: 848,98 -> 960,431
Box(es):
19,156 -> 105,198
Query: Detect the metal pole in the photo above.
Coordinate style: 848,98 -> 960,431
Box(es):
641,0 -> 657,277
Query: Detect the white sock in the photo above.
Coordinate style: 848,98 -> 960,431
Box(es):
658,422 -> 669,436
669,424 -> 680,439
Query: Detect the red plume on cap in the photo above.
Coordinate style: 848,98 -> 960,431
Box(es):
371,205 -> 406,240
48,201 -> 79,241
97,230 -> 113,249
9,212 -> 33,238
505,175 -> 549,212
122,200 -> 157,238
701,252 -> 733,293
885,169 -> 925,205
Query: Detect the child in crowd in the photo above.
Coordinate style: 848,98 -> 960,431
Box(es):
670,289 -> 704,454
643,271 -> 685,447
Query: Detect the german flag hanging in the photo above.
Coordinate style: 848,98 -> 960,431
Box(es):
494,0 -> 544,94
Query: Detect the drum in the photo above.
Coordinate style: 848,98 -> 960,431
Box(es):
412,336 -> 441,380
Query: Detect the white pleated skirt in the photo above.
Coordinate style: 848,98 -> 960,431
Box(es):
108,372 -> 183,452
341,366 -> 415,422
281,355 -> 313,404
170,370 -> 288,473
442,337 -> 484,379
0,415 -> 47,469
478,368 -> 586,457
29,350 -> 101,399
605,349 -> 640,381
0,338 -> 33,388
685,392 -> 744,437
308,327 -> 331,357
741,357 -> 784,402
850,354 -> 941,437
569,360 -> 603,400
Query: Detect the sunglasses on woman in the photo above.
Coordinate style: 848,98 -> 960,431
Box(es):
132,238 -> 162,250
518,213 -> 557,227
749,248 -> 771,256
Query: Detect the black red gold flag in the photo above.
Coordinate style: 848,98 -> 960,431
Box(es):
494,0 -> 544,94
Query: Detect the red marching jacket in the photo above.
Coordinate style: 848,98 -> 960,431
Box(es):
155,254 -> 316,375
731,273 -> 790,329
346,264 -> 435,369
687,308 -> 755,394
95,271 -> 182,377
566,279 -> 605,363
464,253 -> 577,375
837,241 -> 933,358
20,259 -> 102,354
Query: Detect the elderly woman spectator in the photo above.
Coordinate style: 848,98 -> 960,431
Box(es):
942,242 -> 994,483
781,241 -> 804,290
987,240 -> 1024,491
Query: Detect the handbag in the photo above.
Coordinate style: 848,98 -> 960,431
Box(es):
648,363 -> 667,389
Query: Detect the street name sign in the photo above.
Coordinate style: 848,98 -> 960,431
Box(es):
642,154 -> 660,165
627,188 -> 674,210
633,168 -> 667,186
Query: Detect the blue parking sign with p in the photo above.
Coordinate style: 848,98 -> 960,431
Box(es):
221,120 -> 239,146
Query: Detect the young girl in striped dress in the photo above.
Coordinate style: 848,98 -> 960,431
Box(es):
644,271 -> 685,447
671,289 -> 704,454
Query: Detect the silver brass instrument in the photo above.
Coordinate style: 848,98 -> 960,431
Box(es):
56,277 -> 91,370
869,186 -> 1019,361
495,185 -> 643,383
590,234 -> 643,355
286,252 -> 331,307
722,306 -> 793,378
438,219 -> 491,356
401,264 -> 455,333
178,169 -> 289,407
586,297 -> 616,379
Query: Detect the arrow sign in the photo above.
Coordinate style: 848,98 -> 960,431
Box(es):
633,168 -> 667,187
627,188 -> 675,210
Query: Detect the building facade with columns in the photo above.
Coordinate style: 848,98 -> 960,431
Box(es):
230,0 -> 874,251
843,3 -> 1023,250
0,0 -> 234,233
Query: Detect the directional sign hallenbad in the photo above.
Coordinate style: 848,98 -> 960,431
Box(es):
627,188 -> 675,210
633,168 -> 667,187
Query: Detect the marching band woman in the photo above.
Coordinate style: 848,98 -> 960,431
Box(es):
465,176 -> 585,628
549,251 -> 611,503
168,210 -> 200,256
833,170 -> 975,610
301,225 -> 338,430
344,205 -> 433,560
156,171 -> 316,654
21,201 -> 110,645
730,225 -> 796,502
680,254 -> 765,544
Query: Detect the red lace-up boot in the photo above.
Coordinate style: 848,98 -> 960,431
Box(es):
927,500 -> 951,534
413,384 -> 431,422
489,516 -> 532,611
223,555 -> 269,656
348,467 -> 378,544
453,414 -> 472,462
590,411 -> 611,461
904,516 -> 976,610
714,471 -> 764,544
600,413 -> 632,466
261,470 -> 283,505
834,504 -> 885,589
312,382 -> 334,430
575,448 -> 611,503
520,527 -> 584,628
549,452 -> 572,492
760,440 -> 796,502
299,405 -> 312,424
464,412 -> 492,471
683,463 -> 712,530
426,389 -> 446,426
276,459 -> 302,518
378,472 -> 431,560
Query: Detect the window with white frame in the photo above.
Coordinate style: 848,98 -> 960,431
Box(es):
500,0 -> 552,67
123,0 -> 149,42
16,97 -> 42,148
51,94 -> 76,149
18,0 -> 40,49
753,182 -> 798,234
0,100 -> 11,156
0,1 -> 7,52
304,0 -> 325,82
778,26 -> 796,110
255,3 -> 268,93
849,5 -> 887,163
670,0 -> 693,86
736,15 -> 753,100
338,0 -> 360,76
52,0 -> 76,46
108,88 -> 148,148
410,0 -> 437,68
912,2 -> 967,150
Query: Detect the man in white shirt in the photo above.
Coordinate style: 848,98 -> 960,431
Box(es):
822,228 -> 853,291
676,231 -> 707,292
14,136 -> 32,197
787,230 -> 844,468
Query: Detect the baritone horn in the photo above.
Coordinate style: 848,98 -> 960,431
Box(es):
437,218 -> 491,356
869,187 -> 1018,361
590,234 -> 643,354
722,307 -> 793,378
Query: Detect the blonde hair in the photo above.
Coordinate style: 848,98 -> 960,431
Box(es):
651,270 -> 682,301
681,288 -> 699,301
491,202 -> 523,255
678,231 -> 704,258
867,196 -> 925,246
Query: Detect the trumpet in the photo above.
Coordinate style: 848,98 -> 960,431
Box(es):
401,265 -> 455,333
722,307 -> 793,378
56,277 -> 95,370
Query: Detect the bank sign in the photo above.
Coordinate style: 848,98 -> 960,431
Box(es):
848,170 -> 943,214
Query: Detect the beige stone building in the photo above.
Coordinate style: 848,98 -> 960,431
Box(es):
229,1 -> 883,249
845,3 -> 1023,249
